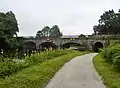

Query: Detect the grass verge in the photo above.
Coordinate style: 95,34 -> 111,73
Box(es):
93,54 -> 120,88
0,51 -> 88,88
0,50 -> 71,79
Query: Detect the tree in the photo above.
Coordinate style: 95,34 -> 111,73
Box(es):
49,25 -> 62,37
42,26 -> 50,37
93,9 -> 120,35
36,30 -> 43,37
99,10 -> 115,34
36,25 -> 62,38
93,25 -> 98,35
6,11 -> 19,36
0,11 -> 19,54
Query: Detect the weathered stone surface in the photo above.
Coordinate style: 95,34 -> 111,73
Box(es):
20,35 -> 108,51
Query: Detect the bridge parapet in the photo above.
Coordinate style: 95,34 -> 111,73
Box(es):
19,35 -> 109,51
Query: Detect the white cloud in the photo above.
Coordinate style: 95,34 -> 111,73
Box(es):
0,0 -> 120,36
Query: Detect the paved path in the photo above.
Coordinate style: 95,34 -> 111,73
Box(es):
46,53 -> 106,88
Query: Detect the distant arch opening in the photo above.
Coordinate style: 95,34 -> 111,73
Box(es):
61,42 -> 85,51
39,42 -> 57,51
23,41 -> 36,51
93,42 -> 103,52
23,41 -> 36,56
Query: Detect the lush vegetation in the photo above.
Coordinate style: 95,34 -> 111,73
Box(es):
0,58 -> 27,79
0,11 -> 63,58
93,9 -> 120,35
0,51 -> 88,88
101,41 -> 120,68
93,41 -> 120,88
36,25 -> 62,38
0,50 -> 70,79
93,54 -> 120,88
0,11 -> 19,55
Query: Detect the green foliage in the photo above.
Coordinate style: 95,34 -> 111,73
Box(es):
93,54 -> 120,88
0,58 -> 27,79
113,55 -> 120,68
49,25 -> 62,37
26,50 -> 69,64
93,9 -> 120,34
0,51 -> 88,88
101,43 -> 120,62
36,30 -> 43,37
97,48 -> 103,53
0,50 -> 70,79
0,11 -> 19,52
36,25 -> 62,38
42,26 -> 50,37
98,41 -> 120,87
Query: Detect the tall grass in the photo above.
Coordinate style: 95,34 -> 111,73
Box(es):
0,51 -> 88,88
93,41 -> 120,88
0,50 -> 72,79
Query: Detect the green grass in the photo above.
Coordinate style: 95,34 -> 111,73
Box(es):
93,54 -> 120,88
0,50 -> 70,79
0,51 -> 88,88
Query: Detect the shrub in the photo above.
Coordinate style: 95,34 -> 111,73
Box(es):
101,41 -> 120,69
98,48 -> 103,52
113,55 -> 120,68
26,50 -> 69,64
0,50 -> 70,79
101,44 -> 120,62
93,54 -> 120,88
0,59 -> 27,79
0,51 -> 87,88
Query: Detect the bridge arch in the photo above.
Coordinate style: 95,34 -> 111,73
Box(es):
61,42 -> 81,49
39,42 -> 57,51
23,41 -> 36,50
93,42 -> 103,52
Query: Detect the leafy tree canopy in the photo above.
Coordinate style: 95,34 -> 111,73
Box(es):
0,11 -> 19,52
36,25 -> 62,38
93,9 -> 120,35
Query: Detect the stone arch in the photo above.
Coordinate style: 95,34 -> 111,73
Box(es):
39,42 -> 57,51
23,41 -> 36,51
61,42 -> 81,50
93,42 -> 103,52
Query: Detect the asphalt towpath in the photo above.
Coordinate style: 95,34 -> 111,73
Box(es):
46,53 -> 106,88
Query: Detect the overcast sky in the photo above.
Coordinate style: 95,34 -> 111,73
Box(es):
0,0 -> 119,36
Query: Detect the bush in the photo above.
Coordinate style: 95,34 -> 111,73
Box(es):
113,55 -> 120,68
0,51 -> 88,88
98,48 -> 103,53
0,59 -> 27,79
93,54 -> 120,88
0,50 -> 71,79
101,41 -> 120,69
26,50 -> 69,64
101,44 -> 120,62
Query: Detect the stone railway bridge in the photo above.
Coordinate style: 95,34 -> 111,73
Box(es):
19,35 -> 109,52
